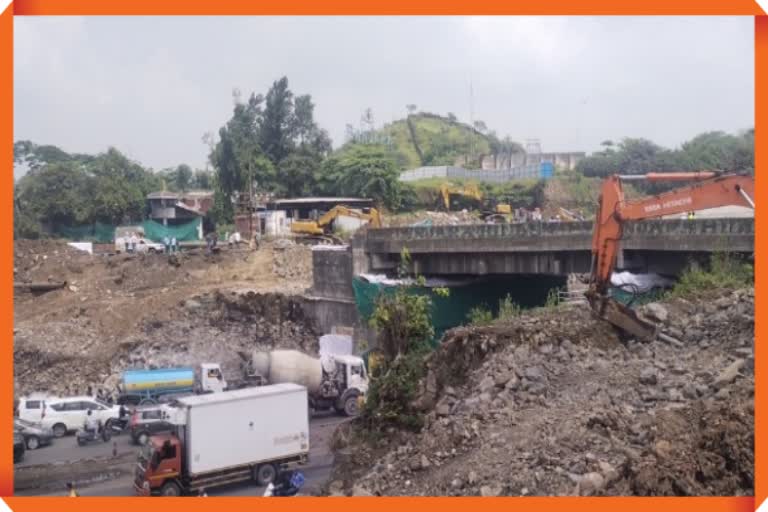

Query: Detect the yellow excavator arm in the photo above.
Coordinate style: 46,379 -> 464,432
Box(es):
291,205 -> 382,237
439,182 -> 483,210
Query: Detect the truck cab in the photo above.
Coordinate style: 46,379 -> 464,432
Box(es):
136,434 -> 183,496
328,354 -> 369,416
199,363 -> 227,394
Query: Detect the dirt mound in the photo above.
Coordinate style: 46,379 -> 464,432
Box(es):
331,288 -> 754,496
13,239 -> 315,398
15,289 -> 319,397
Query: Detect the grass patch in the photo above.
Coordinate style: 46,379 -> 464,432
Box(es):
670,252 -> 753,298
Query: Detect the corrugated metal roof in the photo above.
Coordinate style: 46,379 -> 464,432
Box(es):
271,197 -> 372,205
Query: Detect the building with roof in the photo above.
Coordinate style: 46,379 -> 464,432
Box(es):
146,190 -> 214,240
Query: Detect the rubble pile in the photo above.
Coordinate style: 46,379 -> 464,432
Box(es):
387,210 -> 483,227
14,239 -> 91,284
272,242 -> 312,282
15,290 -> 318,397
14,239 -> 319,398
331,288 -> 754,497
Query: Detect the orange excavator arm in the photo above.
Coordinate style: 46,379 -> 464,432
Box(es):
587,171 -> 754,340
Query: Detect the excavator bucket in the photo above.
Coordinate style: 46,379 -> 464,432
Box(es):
585,290 -> 658,342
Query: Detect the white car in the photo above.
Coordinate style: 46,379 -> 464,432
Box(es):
38,396 -> 121,437
16,394 -> 54,424
115,237 -> 165,254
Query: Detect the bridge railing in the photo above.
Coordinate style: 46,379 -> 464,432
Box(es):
369,218 -> 754,241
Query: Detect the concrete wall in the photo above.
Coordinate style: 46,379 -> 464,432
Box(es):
308,248 -> 355,301
399,163 -> 549,183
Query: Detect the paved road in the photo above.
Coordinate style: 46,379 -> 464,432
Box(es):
16,413 -> 347,497
18,432 -> 137,468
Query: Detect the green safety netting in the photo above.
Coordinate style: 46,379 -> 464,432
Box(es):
51,221 -> 116,243
352,276 -> 550,346
51,218 -> 202,243
141,218 -> 201,243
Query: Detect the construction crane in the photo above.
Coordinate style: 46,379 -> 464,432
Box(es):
290,205 -> 382,244
586,171 -> 754,341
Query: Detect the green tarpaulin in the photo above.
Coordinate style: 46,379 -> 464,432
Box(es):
141,218 -> 201,243
352,275 -> 560,345
52,222 -> 116,243
51,218 -> 201,243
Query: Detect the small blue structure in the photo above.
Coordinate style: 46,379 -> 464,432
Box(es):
539,162 -> 555,180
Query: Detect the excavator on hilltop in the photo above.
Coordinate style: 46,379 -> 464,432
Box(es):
290,205 -> 382,244
586,171 -> 754,341
438,182 -> 513,222
438,182 -> 483,211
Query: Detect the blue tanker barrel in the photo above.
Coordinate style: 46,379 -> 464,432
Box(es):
122,367 -> 195,393
540,162 -> 554,179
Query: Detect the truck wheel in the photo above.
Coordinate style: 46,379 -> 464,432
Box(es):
160,481 -> 181,496
52,423 -> 67,438
343,394 -> 360,417
136,432 -> 150,445
255,463 -> 277,485
26,436 -> 40,450
76,436 -> 86,446
139,398 -> 157,406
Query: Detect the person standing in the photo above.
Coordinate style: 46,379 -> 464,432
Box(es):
163,235 -> 170,254
171,236 -> 178,253
66,482 -> 79,497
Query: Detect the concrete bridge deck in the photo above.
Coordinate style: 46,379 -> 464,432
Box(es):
361,218 -> 754,276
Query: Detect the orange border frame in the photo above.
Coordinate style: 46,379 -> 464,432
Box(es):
2,2 -> 764,511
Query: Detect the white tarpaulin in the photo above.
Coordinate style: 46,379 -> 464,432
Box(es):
67,242 -> 93,254
610,271 -> 674,292
319,334 -> 353,357
358,273 -> 475,288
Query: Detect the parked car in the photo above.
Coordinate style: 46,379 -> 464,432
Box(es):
16,394 -> 54,423
39,396 -> 121,438
13,432 -> 25,463
129,405 -> 175,445
115,235 -> 165,254
14,418 -> 54,450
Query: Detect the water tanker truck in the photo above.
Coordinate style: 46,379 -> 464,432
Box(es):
239,349 -> 369,417
118,364 -> 227,406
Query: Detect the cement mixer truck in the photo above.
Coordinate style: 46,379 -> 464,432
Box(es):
238,350 -> 369,417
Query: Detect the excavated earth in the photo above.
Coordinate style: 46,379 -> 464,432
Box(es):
330,288 -> 754,497
13,239 -> 316,398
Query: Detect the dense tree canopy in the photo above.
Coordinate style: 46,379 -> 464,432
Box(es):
317,144 -> 405,210
12,144 -> 206,239
576,130 -> 754,178
209,77 -> 331,221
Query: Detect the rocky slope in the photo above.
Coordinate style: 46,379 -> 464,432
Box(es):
331,288 -> 754,496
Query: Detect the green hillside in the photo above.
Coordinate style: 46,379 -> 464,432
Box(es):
380,113 -> 494,169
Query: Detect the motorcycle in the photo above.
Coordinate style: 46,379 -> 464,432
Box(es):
263,470 -> 305,497
105,416 -> 129,435
76,420 -> 111,446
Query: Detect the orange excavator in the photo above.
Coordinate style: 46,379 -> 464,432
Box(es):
586,171 -> 754,341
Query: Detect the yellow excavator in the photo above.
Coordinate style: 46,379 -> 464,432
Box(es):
290,205 -> 382,244
438,181 -> 513,221
439,182 -> 483,210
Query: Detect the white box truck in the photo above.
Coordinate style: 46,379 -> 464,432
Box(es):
134,383 -> 309,496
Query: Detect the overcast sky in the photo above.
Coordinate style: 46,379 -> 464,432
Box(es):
14,16 -> 754,171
